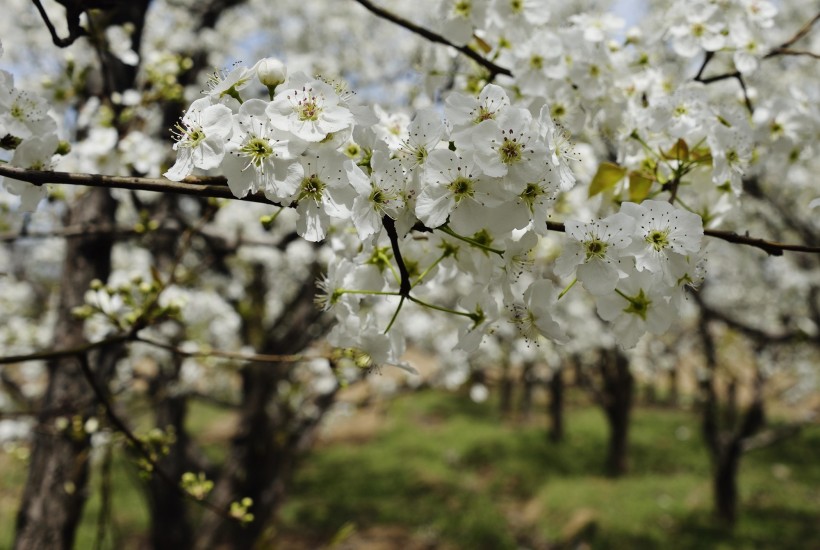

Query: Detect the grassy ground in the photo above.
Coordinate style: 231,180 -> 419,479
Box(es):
279,390 -> 820,549
1,389 -> 818,549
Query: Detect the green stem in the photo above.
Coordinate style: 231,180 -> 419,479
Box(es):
437,225 -> 504,256
557,277 -> 578,300
383,295 -> 406,334
412,252 -> 447,289
407,295 -> 475,320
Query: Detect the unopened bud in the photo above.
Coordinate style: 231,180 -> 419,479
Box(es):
255,58 -> 287,89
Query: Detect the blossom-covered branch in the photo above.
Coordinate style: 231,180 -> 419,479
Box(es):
3,164 -> 818,258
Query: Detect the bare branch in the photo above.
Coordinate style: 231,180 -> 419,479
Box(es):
763,12 -> 820,58
75,353 -> 239,522
350,0 -> 512,79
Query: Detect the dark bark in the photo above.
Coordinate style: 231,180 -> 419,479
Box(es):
666,366 -> 679,407
518,362 -> 535,421
14,189 -> 119,550
600,350 -> 633,478
193,264 -> 331,550
547,368 -> 564,443
145,355 -> 193,550
498,362 -> 513,418
698,315 -> 766,527
15,3 -> 152,547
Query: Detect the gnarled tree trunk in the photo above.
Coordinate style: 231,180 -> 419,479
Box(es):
14,188 -> 118,550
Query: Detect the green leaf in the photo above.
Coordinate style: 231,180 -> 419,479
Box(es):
588,162 -> 627,197
663,139 -> 689,162
628,172 -> 653,202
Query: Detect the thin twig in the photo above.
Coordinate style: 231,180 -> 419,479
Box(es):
546,221 -> 820,256
76,353 -> 238,522
134,335 -> 315,364
763,12 -> 820,58
350,0 -> 512,79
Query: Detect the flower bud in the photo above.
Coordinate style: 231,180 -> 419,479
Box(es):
255,58 -> 287,88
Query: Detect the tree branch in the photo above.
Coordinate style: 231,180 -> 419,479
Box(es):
763,12 -> 820,59
350,0 -> 512,79
2,165 -> 818,256
76,353 -> 239,522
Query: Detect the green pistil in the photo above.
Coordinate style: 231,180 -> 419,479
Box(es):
617,288 -> 651,320
415,146 -> 428,164
448,175 -> 474,202
454,0 -> 471,16
646,229 -> 670,251
298,98 -> 321,121
176,122 -> 205,148
299,173 -> 326,202
240,137 -> 272,167
520,183 -> 544,211
499,138 -> 522,165
584,238 -> 608,261
471,229 -> 493,250
473,106 -> 495,123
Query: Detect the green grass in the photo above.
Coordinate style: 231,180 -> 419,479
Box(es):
1,390 -> 818,549
279,390 -> 820,549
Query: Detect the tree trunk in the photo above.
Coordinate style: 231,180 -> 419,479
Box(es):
548,368 -> 564,443
145,359 -> 193,550
601,350 -> 633,477
666,366 -> 678,407
519,362 -> 534,421
14,189 -> 118,550
713,441 -> 741,526
193,265 -> 330,549
498,362 -> 513,418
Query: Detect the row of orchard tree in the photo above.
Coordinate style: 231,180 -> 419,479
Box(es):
1,0 -> 818,548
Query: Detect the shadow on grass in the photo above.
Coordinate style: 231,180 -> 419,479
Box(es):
669,506 -> 820,550
283,449 -> 517,549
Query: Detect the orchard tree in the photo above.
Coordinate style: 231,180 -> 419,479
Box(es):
1,0 -> 819,548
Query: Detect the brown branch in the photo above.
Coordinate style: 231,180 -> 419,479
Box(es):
0,333 -> 131,365
2,165 -> 818,256
32,0 -> 87,47
0,165 -> 275,206
767,48 -> 820,59
350,0 -> 512,79
134,335 -> 316,364
547,221 -> 820,256
763,12 -> 820,58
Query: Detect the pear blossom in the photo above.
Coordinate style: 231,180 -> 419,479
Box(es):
266,73 -> 355,142
2,133 -> 58,211
164,98 -> 233,181
510,279 -> 567,344
446,84 -> 511,145
437,0 -> 488,46
470,107 -> 545,185
348,150 -> 405,239
397,107 -> 447,172
555,212 -> 635,295
595,269 -> 677,349
222,98 -> 306,199
290,153 -> 355,242
621,200 -> 704,284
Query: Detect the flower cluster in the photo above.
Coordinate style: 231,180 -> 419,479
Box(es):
0,40 -> 62,210
556,200 -> 704,348
162,58 -> 709,357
